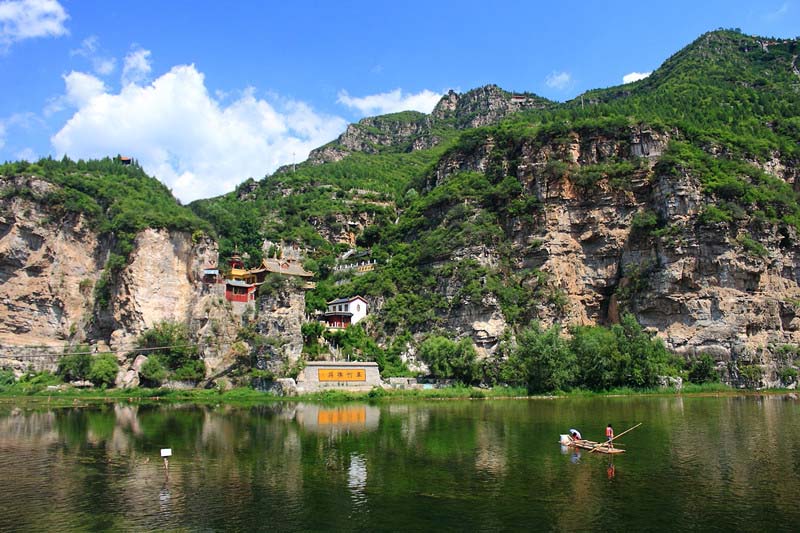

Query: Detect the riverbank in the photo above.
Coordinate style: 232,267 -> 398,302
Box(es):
0,381 -> 792,408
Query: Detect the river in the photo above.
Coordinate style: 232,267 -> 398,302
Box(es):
0,395 -> 798,531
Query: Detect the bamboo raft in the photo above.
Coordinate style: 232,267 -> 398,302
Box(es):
559,423 -> 642,455
561,438 -> 625,454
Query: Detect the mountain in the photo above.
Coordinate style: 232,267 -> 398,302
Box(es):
305,85 -> 554,165
2,30 -> 800,389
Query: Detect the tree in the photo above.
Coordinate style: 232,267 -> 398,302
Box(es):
301,321 -> 325,345
57,350 -> 92,382
139,357 -> 167,387
88,353 -> 119,388
515,322 -> 575,392
572,325 -> 621,390
688,354 -> 720,384
419,335 -> 480,385
614,314 -> 675,388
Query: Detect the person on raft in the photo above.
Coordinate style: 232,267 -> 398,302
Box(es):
568,429 -> 582,442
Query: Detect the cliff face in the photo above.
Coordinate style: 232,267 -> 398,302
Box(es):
431,85 -> 552,128
0,176 -> 220,380
255,285 -> 306,365
106,228 -> 218,347
426,124 -> 800,383
0,176 -> 103,346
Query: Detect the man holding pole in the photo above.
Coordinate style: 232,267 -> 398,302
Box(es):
605,424 -> 614,449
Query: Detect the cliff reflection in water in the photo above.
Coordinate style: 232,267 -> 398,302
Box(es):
1,396 -> 799,531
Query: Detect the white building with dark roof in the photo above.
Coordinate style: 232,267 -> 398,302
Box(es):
323,296 -> 368,329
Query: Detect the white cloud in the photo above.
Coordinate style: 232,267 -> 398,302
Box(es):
623,71 -> 652,84
44,71 -> 106,115
337,88 -> 443,116
0,0 -> 68,48
545,71 -> 572,90
51,64 -> 348,203
70,35 -> 116,75
121,47 -> 152,86
63,71 -> 106,107
0,121 -> 5,150
70,35 -> 97,56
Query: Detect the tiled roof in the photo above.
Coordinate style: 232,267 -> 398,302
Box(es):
327,295 -> 367,305
262,258 -> 314,277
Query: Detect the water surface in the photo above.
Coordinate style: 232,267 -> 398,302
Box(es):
0,395 -> 798,531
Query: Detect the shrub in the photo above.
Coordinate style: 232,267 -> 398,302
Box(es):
631,210 -> 659,234
172,360 -> 206,382
137,321 -> 199,371
778,367 -> 797,385
57,351 -> 92,381
698,205 -> 732,225
738,364 -> 764,389
737,234 -> 768,258
688,354 -> 720,384
17,371 -> 61,392
88,353 -> 119,388
0,368 -> 16,386
139,356 -> 168,387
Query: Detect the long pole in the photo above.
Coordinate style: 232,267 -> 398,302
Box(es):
589,422 -> 642,453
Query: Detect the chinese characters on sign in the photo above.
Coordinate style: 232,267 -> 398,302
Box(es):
318,368 -> 367,382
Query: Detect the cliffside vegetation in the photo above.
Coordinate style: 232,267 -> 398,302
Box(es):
3,30 -> 800,390
185,29 -> 800,387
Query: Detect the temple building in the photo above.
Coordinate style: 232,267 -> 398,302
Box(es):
223,254 -> 315,302
323,296 -> 368,329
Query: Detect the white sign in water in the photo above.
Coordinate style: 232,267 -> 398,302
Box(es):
161,448 -> 172,457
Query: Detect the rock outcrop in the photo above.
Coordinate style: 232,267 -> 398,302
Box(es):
308,85 -> 553,165
0,176 -> 221,383
427,124 -> 800,384
0,176 -> 102,346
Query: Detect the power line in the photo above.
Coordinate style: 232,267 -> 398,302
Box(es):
0,336 -> 243,359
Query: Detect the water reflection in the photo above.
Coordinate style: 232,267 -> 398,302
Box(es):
347,452 -> 368,507
606,461 -> 615,480
0,395 -> 798,531
295,404 -> 380,434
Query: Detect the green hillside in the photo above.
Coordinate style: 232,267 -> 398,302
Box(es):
194,29 -> 800,314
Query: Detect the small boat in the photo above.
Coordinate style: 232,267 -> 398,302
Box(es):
559,434 -> 625,454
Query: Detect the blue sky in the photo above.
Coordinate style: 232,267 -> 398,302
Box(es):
0,0 -> 797,202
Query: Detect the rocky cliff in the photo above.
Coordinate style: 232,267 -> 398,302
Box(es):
420,122 -> 800,385
307,85 -> 553,164
0,176 -> 103,346
0,174 -> 222,382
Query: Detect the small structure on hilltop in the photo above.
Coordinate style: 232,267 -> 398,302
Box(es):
323,296 -> 368,329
